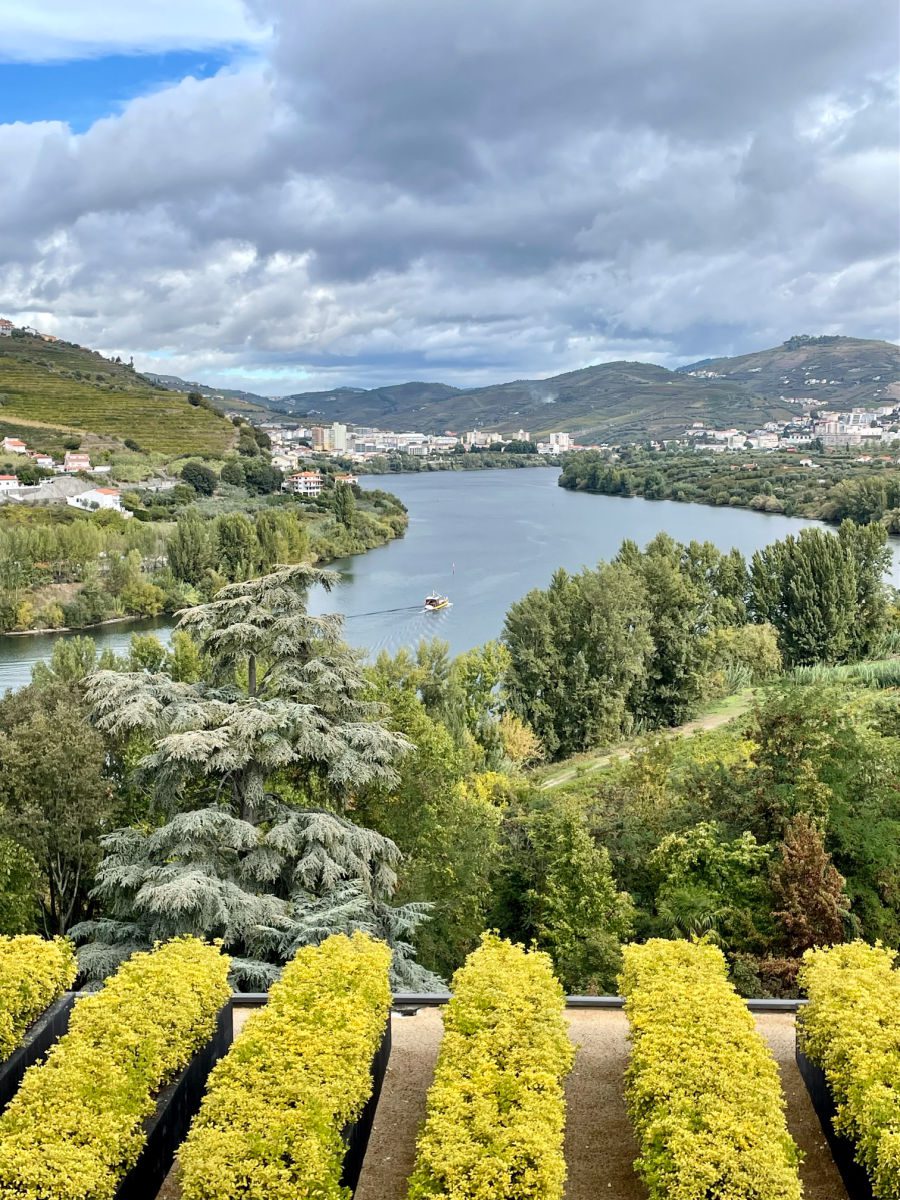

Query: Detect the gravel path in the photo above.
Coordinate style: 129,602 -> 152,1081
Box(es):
755,1013 -> 849,1200
355,1009 -> 444,1200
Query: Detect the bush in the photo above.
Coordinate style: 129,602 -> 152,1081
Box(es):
620,939 -> 803,1199
178,932 -> 391,1200
0,936 -> 76,1059
798,942 -> 900,1198
0,937 -> 230,1197
407,933 -> 574,1200
181,461 -> 218,496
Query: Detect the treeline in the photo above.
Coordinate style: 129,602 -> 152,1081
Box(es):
559,448 -> 900,525
0,485 -> 407,632
504,524 -> 891,758
360,449 -> 551,474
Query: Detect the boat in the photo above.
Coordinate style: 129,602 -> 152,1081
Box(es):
424,591 -> 450,611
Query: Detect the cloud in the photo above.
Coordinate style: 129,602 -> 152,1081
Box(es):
0,0 -> 897,392
0,1 -> 266,62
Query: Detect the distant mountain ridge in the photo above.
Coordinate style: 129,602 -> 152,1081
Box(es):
141,372 -> 270,414
270,336 -> 899,441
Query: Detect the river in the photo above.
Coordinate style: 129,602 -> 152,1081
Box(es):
0,469 -> 892,691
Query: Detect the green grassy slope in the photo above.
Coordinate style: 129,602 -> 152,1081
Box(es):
0,334 -> 234,457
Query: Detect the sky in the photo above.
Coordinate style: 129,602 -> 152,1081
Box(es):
0,0 -> 898,396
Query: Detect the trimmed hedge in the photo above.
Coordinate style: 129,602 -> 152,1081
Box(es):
0,936 -> 76,1061
407,932 -> 574,1200
0,936 -> 230,1199
799,941 -> 900,1199
178,931 -> 392,1200
620,939 -> 803,1200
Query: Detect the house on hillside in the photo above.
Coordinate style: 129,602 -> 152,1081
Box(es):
334,473 -> 358,485
29,453 -> 54,469
0,319 -> 13,337
63,451 -> 92,472
0,475 -> 19,491
1,437 -> 27,454
282,471 -> 323,497
66,487 -> 128,515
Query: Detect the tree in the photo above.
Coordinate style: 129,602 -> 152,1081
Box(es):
0,838 -> 39,934
771,814 -> 849,955
219,459 -> 246,488
181,461 -> 218,496
243,459 -> 282,495
333,480 -> 356,529
76,564 -> 438,989
215,512 -> 257,580
167,509 -> 214,584
0,682 -> 124,935
494,796 -> 633,992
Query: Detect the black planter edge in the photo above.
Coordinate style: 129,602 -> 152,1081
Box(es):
0,992 -> 76,1115
114,1001 -> 233,1200
795,1040 -> 875,1200
340,1019 -> 393,1194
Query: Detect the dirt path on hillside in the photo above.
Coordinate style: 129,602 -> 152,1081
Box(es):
540,694 -> 752,790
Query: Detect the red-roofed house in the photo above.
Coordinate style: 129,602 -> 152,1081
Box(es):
2,437 -> 26,454
66,487 -> 128,515
282,471 -> 323,497
0,474 -> 19,491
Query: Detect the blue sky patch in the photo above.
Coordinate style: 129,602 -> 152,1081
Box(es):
0,49 -> 233,131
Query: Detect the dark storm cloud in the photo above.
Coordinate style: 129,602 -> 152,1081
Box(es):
0,0 -> 897,390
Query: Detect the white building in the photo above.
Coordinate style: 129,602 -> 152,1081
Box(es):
66,487 -> 128,514
0,319 -> 13,337
334,473 -> 358,485
549,432 -> 572,452
63,451 -> 92,472
0,474 -> 19,491
2,437 -> 27,454
331,422 -> 348,453
282,471 -> 323,497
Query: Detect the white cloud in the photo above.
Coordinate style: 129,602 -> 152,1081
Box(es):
0,0 -> 266,62
0,0 -> 896,392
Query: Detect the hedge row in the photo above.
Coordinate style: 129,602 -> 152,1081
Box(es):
620,939 -> 803,1200
799,941 -> 900,1199
407,933 -> 574,1200
0,936 -> 230,1199
0,936 -> 76,1061
178,931 -> 392,1200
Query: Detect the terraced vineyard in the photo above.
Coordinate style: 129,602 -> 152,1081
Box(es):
0,334 -> 233,458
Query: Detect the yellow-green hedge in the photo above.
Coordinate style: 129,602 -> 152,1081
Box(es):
178,931 -> 392,1200
0,936 -> 230,1200
407,932 -> 574,1200
0,935 -> 76,1061
620,940 -> 803,1200
799,941 -> 900,1199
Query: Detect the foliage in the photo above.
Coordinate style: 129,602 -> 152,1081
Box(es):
771,814 -> 849,956
181,461 -> 218,496
620,939 -> 803,1199
408,934 -> 574,1200
799,942 -> 900,1199
76,565 -> 437,990
0,681 -> 127,935
494,796 -> 633,993
0,936 -> 76,1060
0,841 -> 40,935
0,937 -> 230,1199
179,933 -> 391,1200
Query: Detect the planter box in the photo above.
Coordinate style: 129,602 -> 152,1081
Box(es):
0,992 -> 76,1114
341,1019 -> 393,1194
114,1002 -> 233,1200
796,1042 -> 874,1200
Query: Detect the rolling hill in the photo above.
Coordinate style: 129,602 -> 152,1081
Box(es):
274,335 -> 899,441
141,372 -> 271,416
0,334 -> 234,458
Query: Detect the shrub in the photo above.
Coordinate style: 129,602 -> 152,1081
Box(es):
178,932 -> 392,1200
620,939 -> 803,1200
0,936 -> 230,1198
798,941 -> 900,1199
407,933 -> 574,1200
0,936 -> 76,1060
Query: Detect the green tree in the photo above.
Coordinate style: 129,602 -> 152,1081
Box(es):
333,480 -> 356,529
181,461 -> 218,496
219,459 -> 246,488
77,564 -> 437,989
215,512 -> 257,580
0,838 -> 39,934
0,682 -> 124,935
167,509 -> 214,584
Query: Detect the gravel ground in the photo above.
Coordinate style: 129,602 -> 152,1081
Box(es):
755,1013 -> 849,1200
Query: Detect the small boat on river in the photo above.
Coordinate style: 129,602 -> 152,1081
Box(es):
424,592 -> 450,611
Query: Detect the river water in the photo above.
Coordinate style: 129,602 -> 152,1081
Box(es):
0,469 -> 889,691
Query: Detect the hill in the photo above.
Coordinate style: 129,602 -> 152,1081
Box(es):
0,334 -> 234,458
678,335 -> 900,409
141,372 -> 271,416
279,362 -> 790,441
